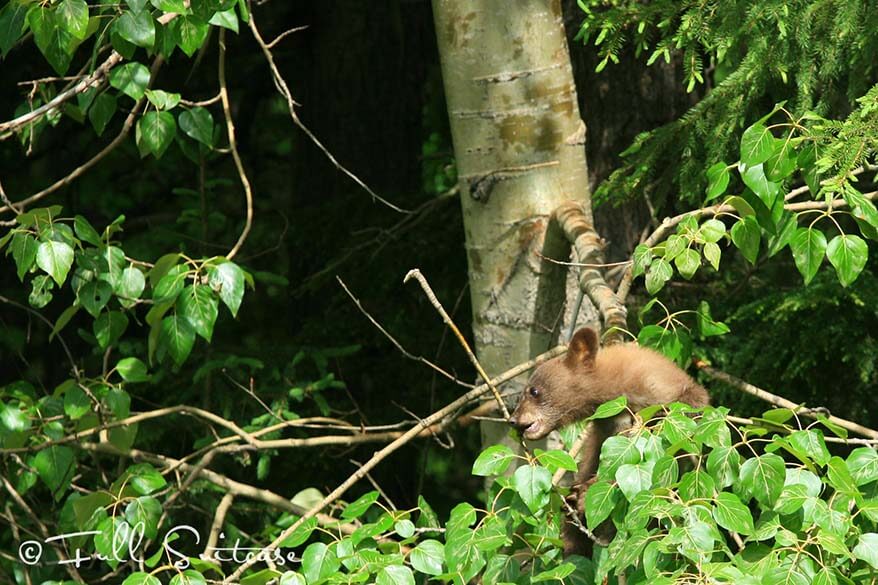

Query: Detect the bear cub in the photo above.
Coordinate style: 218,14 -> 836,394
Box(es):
508,327 -> 709,555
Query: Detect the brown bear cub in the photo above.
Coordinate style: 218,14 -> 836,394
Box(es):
508,327 -> 709,555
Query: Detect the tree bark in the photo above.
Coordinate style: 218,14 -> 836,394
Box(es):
432,0 -> 598,452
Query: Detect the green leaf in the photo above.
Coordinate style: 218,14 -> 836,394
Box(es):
127,463 -> 167,494
279,517 -> 317,547
28,5 -> 79,74
632,244 -> 652,277
88,93 -> 117,136
853,534 -> 878,569
741,163 -> 780,208
713,492 -> 754,535
472,444 -> 516,476
341,491 -> 379,520
114,9 -> 155,48
764,140 -> 797,181
10,233 -> 38,280
679,469 -> 715,501
774,484 -> 809,514
598,435 -> 641,477
178,285 -> 219,342
169,570 -> 207,585
150,0 -> 189,12
727,195 -> 756,218
410,540 -> 444,575
50,305 -> 79,341
1,403 -> 30,432
117,266 -> 146,308
33,446 -> 75,499
535,449 -> 577,472
36,240 -> 74,285
740,123 -> 776,167
394,519 -> 415,538
63,384 -> 90,420
29,274 -> 54,308
208,8 -> 238,32
109,62 -> 151,101
512,464 -> 551,513
79,280 -> 113,317
674,248 -> 700,279
533,562 -> 576,582
136,111 -> 177,159
705,162 -> 730,202
826,456 -> 859,497
58,0 -> 89,39
731,216 -> 760,264
117,357 -> 149,382
696,300 -> 730,337
94,311 -> 129,349
645,257 -> 672,294
790,227 -> 827,285
154,264 -> 188,302
301,542 -> 340,585
589,396 -> 627,420
376,565 -> 414,585
663,234 -> 686,261
699,219 -> 726,243
73,215 -> 102,246
126,0 -> 150,12
122,572 -> 161,585
584,480 -> 618,529
826,234 -> 868,287
124,496 -> 161,540
706,445 -> 741,488
739,453 -> 785,507
158,313 -> 196,365
615,462 -> 653,501
0,1 -> 29,57
208,261 -> 245,317
788,430 -> 830,466
145,89 -> 181,110
844,188 -> 878,229
179,107 -> 215,146
767,212 -> 797,257
174,16 -> 209,57
847,448 -> 878,486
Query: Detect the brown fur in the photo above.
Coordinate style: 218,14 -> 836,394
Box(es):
508,327 -> 709,555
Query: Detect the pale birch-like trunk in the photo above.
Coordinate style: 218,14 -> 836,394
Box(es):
432,0 -> 597,452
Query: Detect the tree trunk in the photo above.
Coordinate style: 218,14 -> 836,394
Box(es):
432,0 -> 597,452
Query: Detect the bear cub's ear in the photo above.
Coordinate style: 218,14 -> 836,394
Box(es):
565,327 -> 600,368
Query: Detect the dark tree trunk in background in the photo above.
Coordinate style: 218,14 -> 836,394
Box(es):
561,0 -> 699,262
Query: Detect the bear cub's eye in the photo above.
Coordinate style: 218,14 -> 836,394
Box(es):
529,387 -> 540,398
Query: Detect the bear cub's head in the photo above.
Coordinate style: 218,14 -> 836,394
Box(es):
508,327 -> 600,441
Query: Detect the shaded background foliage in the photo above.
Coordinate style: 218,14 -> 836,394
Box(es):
0,0 -> 876,528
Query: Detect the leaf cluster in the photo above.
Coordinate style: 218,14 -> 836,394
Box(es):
575,0 -> 878,209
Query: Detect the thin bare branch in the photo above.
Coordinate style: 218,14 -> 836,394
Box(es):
204,492 -> 235,556
404,269 -> 510,419
696,361 -> 878,439
337,276 -> 473,387
265,25 -> 309,49
246,3 -> 409,214
218,29 -> 254,260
